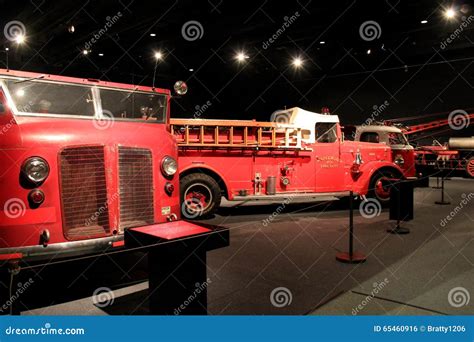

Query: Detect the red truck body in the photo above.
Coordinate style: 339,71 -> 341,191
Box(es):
172,108 -> 406,218
0,69 -> 186,262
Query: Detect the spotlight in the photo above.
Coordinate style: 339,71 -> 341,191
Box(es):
421,20 -> 428,24
5,47 -> 9,51
292,57 -> 303,68
366,49 -> 371,55
444,8 -> 456,19
98,53 -> 104,56
189,68 -> 194,72
68,25 -> 75,33
235,52 -> 249,62
319,41 -> 326,45
82,49 -> 89,55
15,34 -> 25,44
150,33 -> 156,37
154,51 -> 163,60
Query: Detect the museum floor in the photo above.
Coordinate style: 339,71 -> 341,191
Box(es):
7,178 -> 473,315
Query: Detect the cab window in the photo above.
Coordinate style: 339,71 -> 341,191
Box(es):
360,132 -> 380,143
5,80 -> 94,116
99,88 -> 167,123
315,123 -> 337,143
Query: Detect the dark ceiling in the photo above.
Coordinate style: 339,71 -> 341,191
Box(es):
1,0 -> 474,141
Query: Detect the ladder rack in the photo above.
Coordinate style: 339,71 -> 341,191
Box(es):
170,118 -> 309,150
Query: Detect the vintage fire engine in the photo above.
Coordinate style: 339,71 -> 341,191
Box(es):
0,69 -> 204,262
171,107 -> 407,218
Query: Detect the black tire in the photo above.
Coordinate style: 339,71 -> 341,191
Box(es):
367,169 -> 398,204
180,173 -> 221,219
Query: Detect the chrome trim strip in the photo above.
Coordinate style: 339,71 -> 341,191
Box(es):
0,235 -> 124,261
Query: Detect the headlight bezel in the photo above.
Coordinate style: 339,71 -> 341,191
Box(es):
161,156 -> 178,177
394,154 -> 405,166
21,157 -> 50,184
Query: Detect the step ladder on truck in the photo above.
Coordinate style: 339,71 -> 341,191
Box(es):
171,107 -> 407,218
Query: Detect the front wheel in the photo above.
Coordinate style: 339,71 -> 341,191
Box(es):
465,157 -> 474,178
367,170 -> 398,204
180,173 -> 221,219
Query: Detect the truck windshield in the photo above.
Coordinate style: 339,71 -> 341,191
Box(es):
388,132 -> 408,145
5,79 -> 95,116
4,79 -> 167,123
99,88 -> 166,123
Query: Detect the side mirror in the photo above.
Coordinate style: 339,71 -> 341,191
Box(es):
173,81 -> 188,96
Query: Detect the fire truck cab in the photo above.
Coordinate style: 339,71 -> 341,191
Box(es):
350,124 -> 416,179
172,107 -> 406,218
0,69 -> 192,262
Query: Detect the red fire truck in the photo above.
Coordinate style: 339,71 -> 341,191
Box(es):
171,107 -> 408,218
0,69 -> 200,262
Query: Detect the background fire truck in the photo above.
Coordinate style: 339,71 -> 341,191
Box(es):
171,107 -> 406,218
345,113 -> 474,179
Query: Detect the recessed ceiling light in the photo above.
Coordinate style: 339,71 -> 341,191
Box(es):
82,49 -> 89,55
189,68 -> 194,72
421,20 -> 428,24
292,57 -> 303,68
98,53 -> 104,56
320,41 -> 325,44
366,49 -> 371,55
444,8 -> 456,19
150,33 -> 156,37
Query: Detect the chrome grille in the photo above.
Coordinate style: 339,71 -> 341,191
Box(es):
59,146 -> 110,240
118,147 -> 154,229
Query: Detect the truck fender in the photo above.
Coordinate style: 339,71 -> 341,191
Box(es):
353,161 -> 405,195
179,164 -> 231,199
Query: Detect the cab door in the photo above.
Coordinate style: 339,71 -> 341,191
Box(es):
313,122 -> 344,192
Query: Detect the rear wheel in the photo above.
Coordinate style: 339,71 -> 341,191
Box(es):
368,170 -> 398,204
180,173 -> 221,219
465,157 -> 474,178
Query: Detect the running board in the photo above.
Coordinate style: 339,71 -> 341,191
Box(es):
232,191 -> 351,202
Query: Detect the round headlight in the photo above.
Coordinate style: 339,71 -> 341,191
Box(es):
394,154 -> 405,165
22,157 -> 50,183
161,156 -> 177,177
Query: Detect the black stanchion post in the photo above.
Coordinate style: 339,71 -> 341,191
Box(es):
435,176 -> 451,205
336,191 -> 367,264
